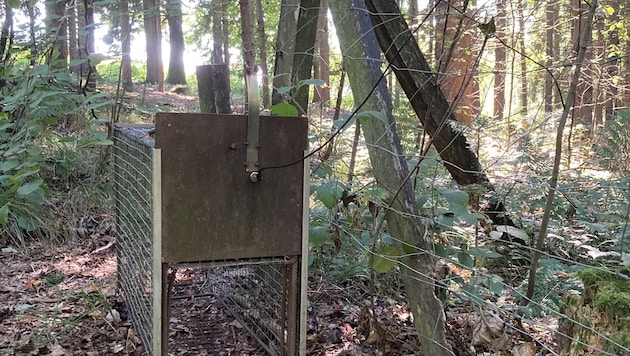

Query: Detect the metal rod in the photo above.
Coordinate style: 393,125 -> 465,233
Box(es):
245,67 -> 260,175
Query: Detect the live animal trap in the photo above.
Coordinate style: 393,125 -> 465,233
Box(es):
113,112 -> 309,355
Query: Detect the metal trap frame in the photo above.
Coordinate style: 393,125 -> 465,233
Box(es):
113,112 -> 309,355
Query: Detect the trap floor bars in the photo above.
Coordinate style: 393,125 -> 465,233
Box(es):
114,112 -> 309,355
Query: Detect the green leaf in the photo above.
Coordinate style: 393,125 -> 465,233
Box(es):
487,275 -> 504,295
17,178 -> 44,196
333,113 -> 356,130
31,65 -> 49,76
315,179 -> 346,209
440,188 -> 477,225
277,86 -> 293,95
69,58 -> 88,67
457,250 -> 474,268
357,111 -> 389,124
372,245 -> 398,273
17,215 -> 37,231
309,225 -> 329,246
434,243 -> 448,258
0,204 -> 9,225
270,103 -> 299,117
495,225 -> 529,243
297,78 -> 325,87
0,160 -> 20,172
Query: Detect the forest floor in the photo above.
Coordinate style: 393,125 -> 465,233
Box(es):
0,86 -> 554,355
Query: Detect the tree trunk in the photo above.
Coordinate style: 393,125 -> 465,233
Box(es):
255,0 -> 270,107
271,0 -> 299,105
329,2 -> 451,354
544,0 -> 554,113
68,0 -> 80,74
433,0 -> 479,123
313,0 -> 330,103
0,0 -> 13,70
119,0 -> 134,91
239,0 -> 256,106
494,0 -> 506,121
143,0 -> 164,89
45,0 -> 68,66
290,0 -> 319,115
517,0 -> 528,116
165,0 -> 187,85
211,0 -> 223,64
366,0 -> 516,226
525,0 -> 597,305
197,64 -> 230,114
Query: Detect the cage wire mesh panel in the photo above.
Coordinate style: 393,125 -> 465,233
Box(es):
113,124 -> 156,354
114,114 -> 308,355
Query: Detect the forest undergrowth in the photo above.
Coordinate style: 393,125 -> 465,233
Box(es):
1,82 -> 629,355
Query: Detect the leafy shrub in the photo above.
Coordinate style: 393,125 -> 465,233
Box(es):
517,259 -> 584,317
1,58 -> 113,245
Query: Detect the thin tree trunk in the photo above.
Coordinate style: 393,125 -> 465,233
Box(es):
366,0 -> 515,226
272,0 -> 299,105
239,0 -> 256,107
313,0 -> 330,103
524,0 -> 597,305
517,0 -> 528,115
143,0 -> 164,89
290,0 -> 319,115
211,0 -> 223,64
255,0 -> 270,107
544,0 -> 554,113
68,0 -> 79,74
0,0 -> 13,70
433,0 -> 479,123
166,0 -> 187,85
494,0 -> 506,121
120,0 -> 134,91
329,3 -> 451,354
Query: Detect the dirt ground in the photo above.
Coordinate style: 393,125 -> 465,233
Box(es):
0,88 -> 554,355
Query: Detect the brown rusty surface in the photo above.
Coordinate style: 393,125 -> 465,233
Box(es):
155,113 -> 307,263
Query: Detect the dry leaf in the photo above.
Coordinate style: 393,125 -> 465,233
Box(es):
513,342 -> 537,356
471,313 -> 505,347
24,279 -> 42,290
49,343 -> 66,356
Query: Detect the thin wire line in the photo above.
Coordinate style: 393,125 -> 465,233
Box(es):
254,4 -> 430,181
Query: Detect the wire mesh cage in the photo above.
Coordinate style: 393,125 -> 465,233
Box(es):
113,113 -> 309,355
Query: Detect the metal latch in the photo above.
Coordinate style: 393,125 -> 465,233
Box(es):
245,67 -> 261,183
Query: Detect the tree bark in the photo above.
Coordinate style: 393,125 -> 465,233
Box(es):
211,0 -> 223,64
290,0 -> 319,115
517,0 -> 528,115
68,0 -> 80,74
45,0 -> 68,66
313,0 -> 330,103
143,0 -> 164,89
0,0 -> 13,72
544,0 -> 554,113
255,0 -> 270,107
239,0 -> 256,106
366,0 -> 516,226
494,0 -> 506,121
433,0 -> 479,123
272,0 -> 299,105
165,0 -> 187,85
329,2 -> 451,354
119,0 -> 134,91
